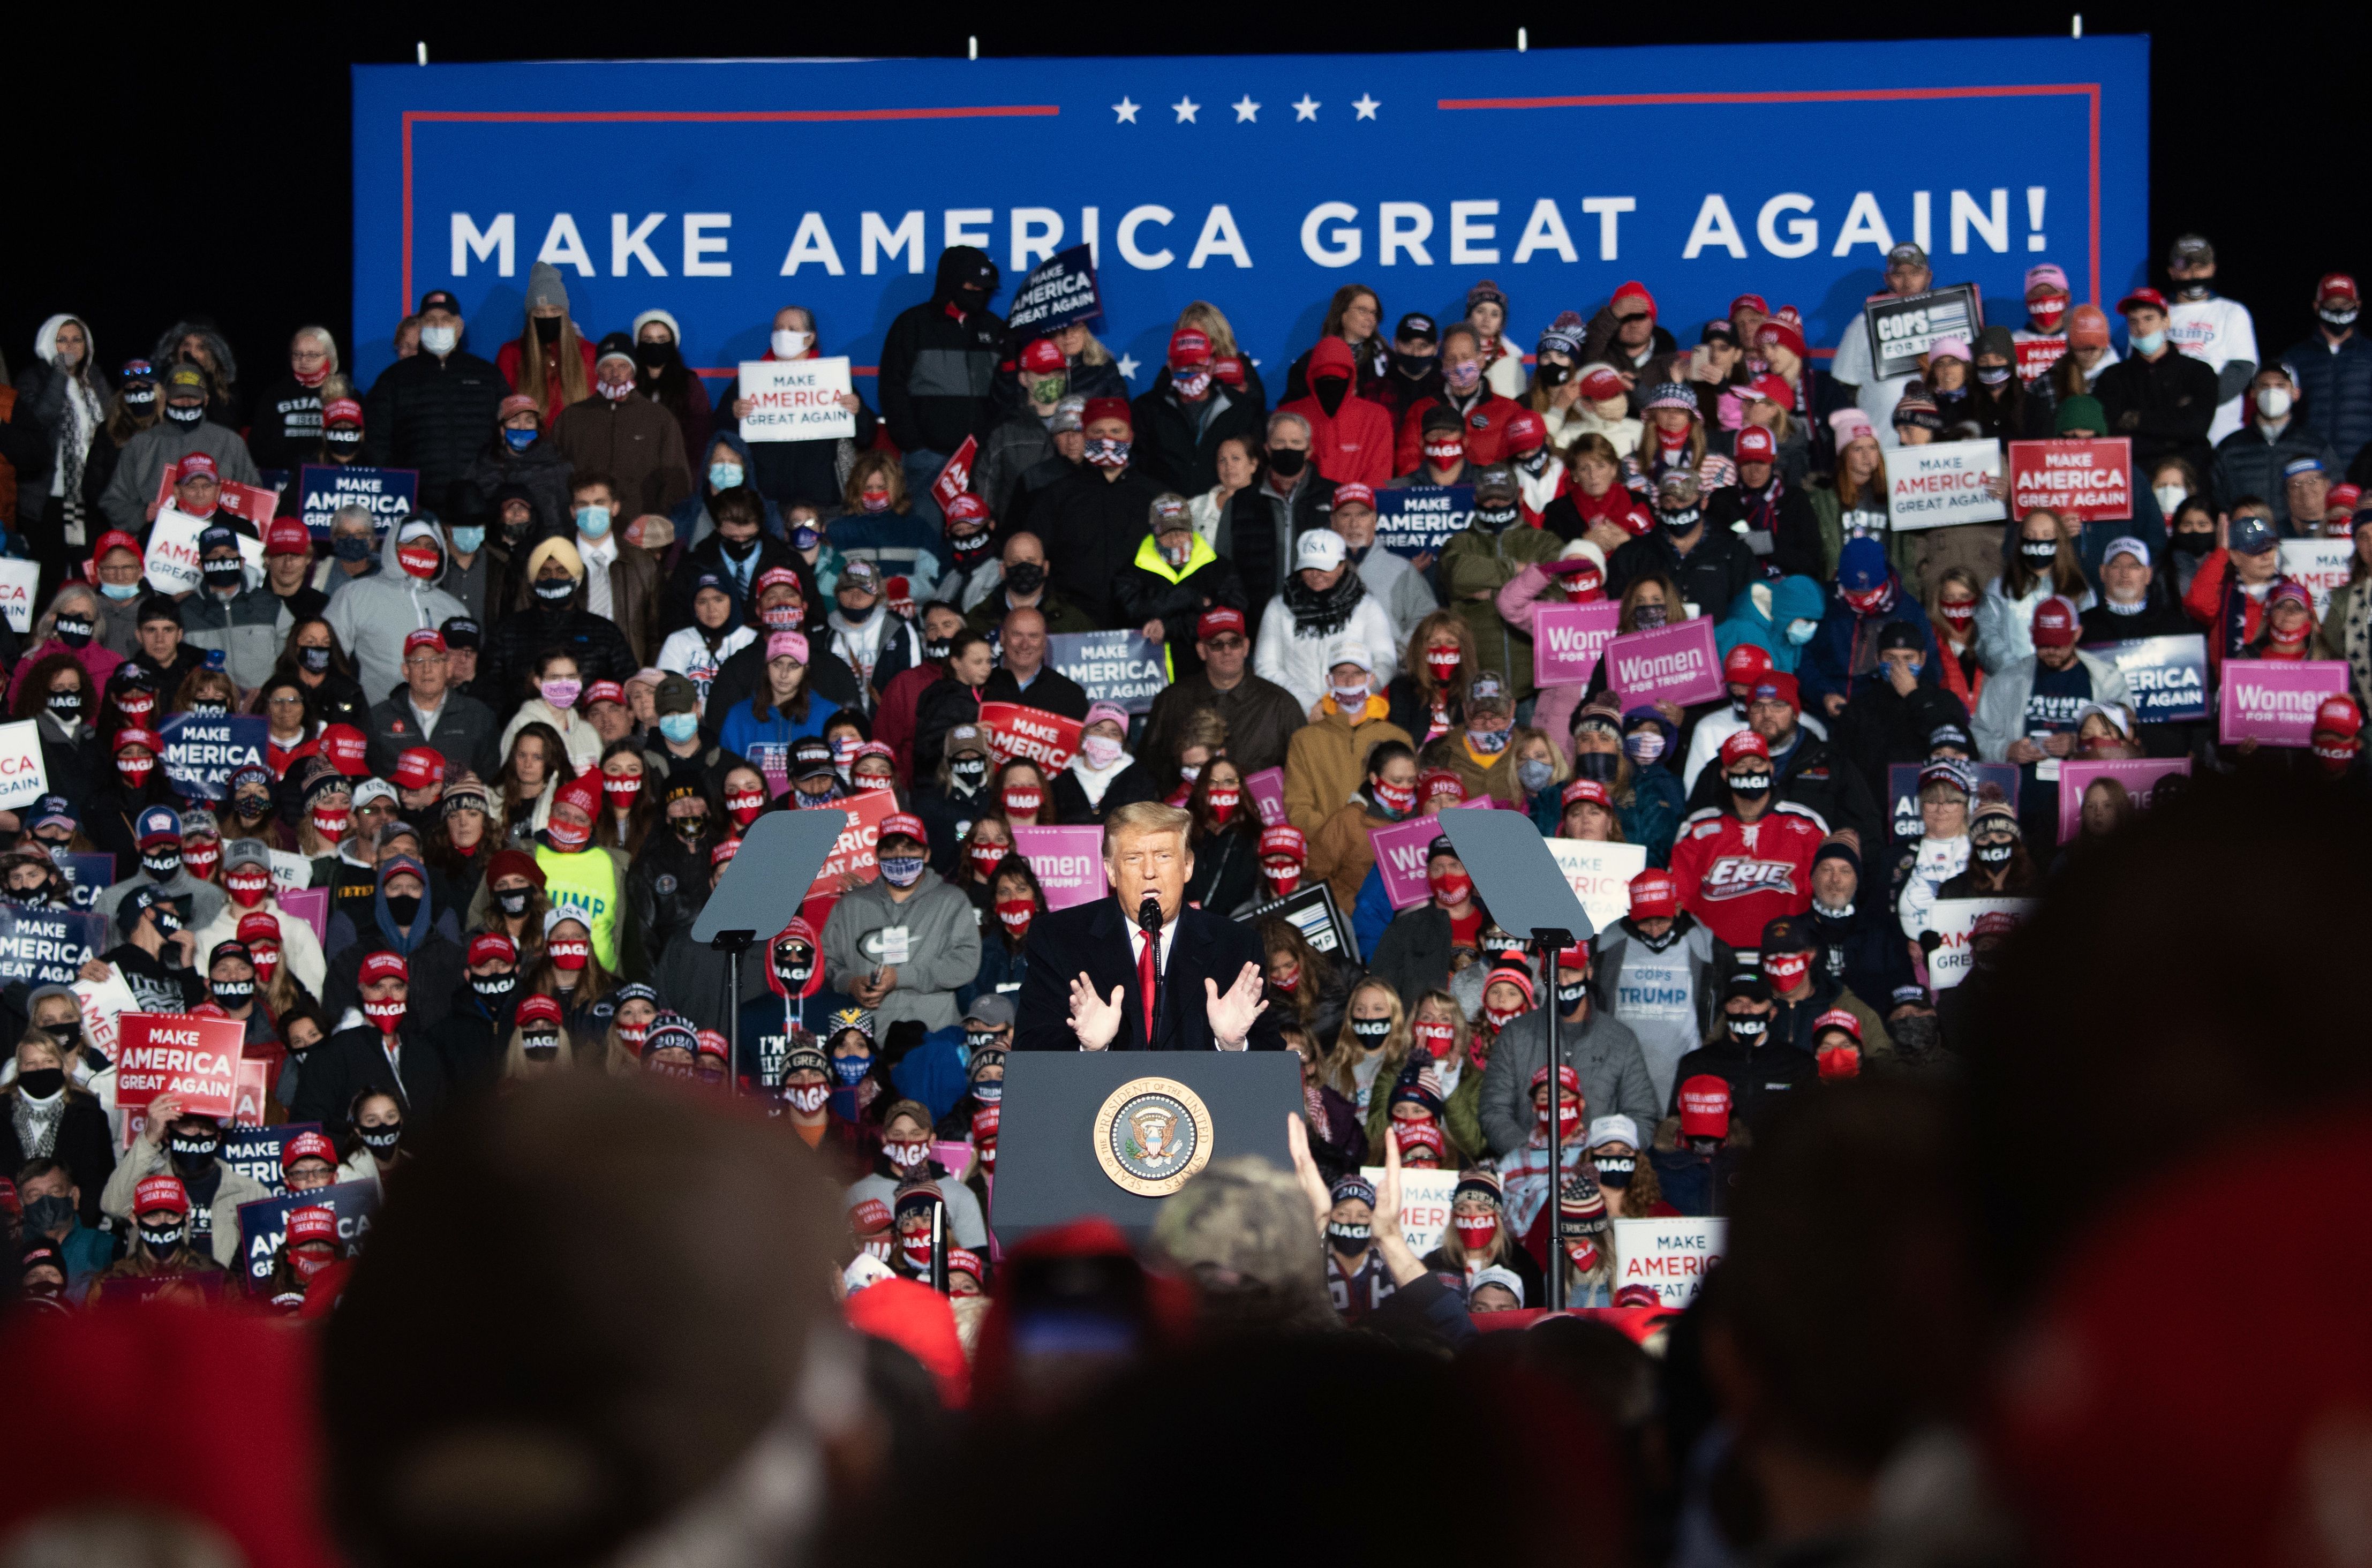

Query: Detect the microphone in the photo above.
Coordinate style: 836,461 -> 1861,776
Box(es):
1137,894 -> 1163,934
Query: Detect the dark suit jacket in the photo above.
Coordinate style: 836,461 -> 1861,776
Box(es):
290,1024 -> 449,1135
1014,896 -> 1286,1053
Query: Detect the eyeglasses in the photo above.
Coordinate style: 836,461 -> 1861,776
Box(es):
404,652 -> 448,667
1203,635 -> 1247,652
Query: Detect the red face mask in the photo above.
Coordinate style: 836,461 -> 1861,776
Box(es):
311,804 -> 350,839
1842,581 -> 1895,616
1269,963 -> 1300,994
726,790 -> 765,827
291,1246 -> 336,1280
545,812 -> 591,853
1002,787 -> 1042,816
969,841 -> 1008,881
397,543 -> 442,579
1373,777 -> 1417,815
2315,735 -> 2361,773
855,772 -> 896,793
1422,437 -> 1465,467
363,997 -> 405,1034
1425,646 -> 1462,682
117,754 -> 154,786
1262,861 -> 1301,898
1205,788 -> 1240,824
995,898 -> 1034,936
1452,1211 -> 1499,1252
116,691 -> 156,722
181,842 -> 220,880
1563,1236 -> 1602,1273
549,939 -> 590,970
603,774 -> 642,812
2028,300 -> 2067,331
616,1021 -> 649,1051
1430,869 -> 1472,904
251,944 -> 281,984
1538,1097 -> 1582,1140
1817,1043 -> 1861,1080
1763,950 -> 1811,991
227,870 -> 272,909
1414,1021 -> 1456,1059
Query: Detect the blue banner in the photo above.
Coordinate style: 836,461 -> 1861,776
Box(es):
0,901 -> 104,988
353,41 -> 2148,395
159,714 -> 271,802
1046,629 -> 1166,712
236,1178 -> 380,1288
2085,633 -> 2210,724
1374,485 -> 1472,559
298,464 -> 417,540
1005,245 -> 1104,335
56,852 -> 114,913
220,1123 -> 327,1197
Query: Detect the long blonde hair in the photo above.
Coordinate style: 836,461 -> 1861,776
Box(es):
517,313 -> 591,412
1176,301 -> 1243,357
1322,978 -> 1410,1100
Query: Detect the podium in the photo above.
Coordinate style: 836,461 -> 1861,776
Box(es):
991,1053 -> 1301,1249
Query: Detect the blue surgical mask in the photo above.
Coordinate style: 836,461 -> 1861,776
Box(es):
1785,618 -> 1819,646
2130,329 -> 2167,356
333,534 -> 374,563
503,427 -> 537,453
659,712 -> 700,743
1516,758 -> 1555,794
709,462 -> 744,491
449,525 -> 485,554
100,581 -> 140,601
576,506 -> 612,539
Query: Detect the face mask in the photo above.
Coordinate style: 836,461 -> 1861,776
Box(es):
594,378 -> 635,403
2131,330 -> 2167,356
1003,787 -> 1042,816
140,848 -> 179,881
2254,386 -> 2294,420
642,712 -> 697,749
790,524 -> 820,552
1594,1155 -> 1636,1189
358,1122 -> 403,1156
1727,770 -> 1772,798
1422,438 -> 1466,469
250,945 -> 281,985
473,972 -> 517,1002
832,1053 -> 872,1087
726,790 -> 765,826
46,690 -> 81,722
332,531 -> 378,566
1729,1012 -> 1767,1041
575,504 -> 614,540
1364,776 -> 1415,819
54,614 -> 95,650
180,842 -> 220,880
397,542 -> 441,579
449,525 -> 485,554
923,638 -> 953,664
2323,306 -> 2360,329
1443,359 -> 1482,393
706,460 -> 746,492
534,577 -> 576,606
879,855 -> 926,888
1262,862 -> 1300,897
2020,540 -> 2059,568
1429,869 -> 1472,903
1327,1222 -> 1371,1253
719,532 -> 759,563
771,328 -> 814,359
1975,839 -> 2016,867
1534,1099 -> 1580,1139
364,997 -> 406,1034
1159,535 -> 1195,569
540,677 -> 581,710
1083,438 -> 1130,470
773,945 -> 814,987
885,1139 -> 930,1171
1474,502 -> 1520,532
164,403 -> 204,427
1623,728 -> 1665,765
1633,603 -> 1669,630
778,1081 -> 827,1114
548,938 -> 589,970
1659,504 -> 1702,534
24,1193 -> 74,1232
1081,734 -> 1124,769
1349,1017 -> 1391,1046
101,581 -> 140,601
503,427 -> 538,453
1976,364 -> 2012,386
858,492 -> 891,514
18,1063 -> 66,1101
496,887 -> 532,918
383,892 -> 423,926
415,320 -> 458,355
1329,682 -> 1372,711
1173,368 -> 1213,401
1268,446 -> 1308,478
326,429 -> 365,456
142,1223 -> 187,1256
188,702 -> 229,720
1467,725 -> 1511,755
1003,560 -> 1051,599
1556,979 -> 1588,1011
312,804 -> 351,839
212,977 -> 253,1006
972,1080 -> 1004,1107
1178,765 -> 1199,786
1269,963 -> 1300,994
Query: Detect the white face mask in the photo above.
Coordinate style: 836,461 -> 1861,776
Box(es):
2153,483 -> 2188,516
2257,386 -> 2293,419
419,325 -> 458,356
772,329 -> 813,359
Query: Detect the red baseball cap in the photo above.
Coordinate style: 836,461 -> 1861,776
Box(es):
2328,484 -> 2361,514
1561,778 -> 1612,811
1627,868 -> 1679,918
516,993 -> 565,1029
1731,293 -> 1769,316
1018,337 -> 1065,374
237,911 -> 280,945
321,723 -> 370,777
1677,1075 -> 1732,1139
585,680 -> 626,708
2117,287 -> 2170,315
465,931 -> 517,967
2315,694 -> 2362,738
1735,425 -> 1778,463
1080,396 -> 1132,429
1810,1007 -> 1863,1043
266,517 -> 312,556
392,747 -> 444,791
322,398 -> 365,428
944,492 -> 990,525
1723,643 -> 1773,684
359,952 -> 409,986
711,836 -> 743,867
1720,729 -> 1771,766
287,1206 -> 339,1246
133,1173 -> 190,1217
1745,372 -> 1797,411
177,453 -> 219,481
1197,607 -> 1246,641
1168,327 -> 1213,368
403,628 -> 445,658
1503,407 -> 1548,454
1259,825 -> 1306,861
1749,672 -> 1801,714
1755,320 -> 1808,359
281,1131 -> 337,1171
2031,596 -> 2081,647
1578,365 -> 1627,402
880,812 -> 928,847
1331,481 -> 1377,512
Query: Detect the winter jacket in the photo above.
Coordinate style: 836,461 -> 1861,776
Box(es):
2094,348 -> 2220,476
1282,705 -> 1414,839
177,582 -> 292,691
495,334 -> 598,426
362,348 -> 510,516
364,684 -> 502,781
1031,463 -> 1167,626
1681,725 -> 1884,848
977,410 -> 1057,520
1277,338 -> 1396,489
826,511 -> 948,606
624,832 -> 714,967
876,248 -> 1007,456
1129,379 -> 1263,498
449,433 -> 576,539
1490,564 -> 1585,751
1666,1030 -> 1818,1137
1392,388 -> 1530,476
1592,916 -> 1733,1110
323,526 -> 468,705
1831,675 -> 1972,810
1606,524 -> 1758,630
1220,474 -> 1338,625
102,1141 -> 266,1268
1440,521 -> 1562,698
1255,591 -> 1401,715
2211,418 -> 2341,531
1478,1004 -> 1661,1158
819,869 -> 982,1032
1975,574 -> 2097,674
99,420 -> 260,533
552,393 -> 692,520
245,376 -> 326,476
1140,669 -> 1307,781
1800,579 -> 1939,713
1114,532 -> 1247,674
1970,649 -> 2130,762
480,597 -> 640,707
1715,574 -> 1827,673
11,339 -> 107,512
2281,330 -> 2372,465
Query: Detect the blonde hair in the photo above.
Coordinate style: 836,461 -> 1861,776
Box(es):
1102,801 -> 1194,856
503,1023 -> 576,1082
842,449 -> 910,514
1176,301 -> 1242,357
1322,979 -> 1410,1099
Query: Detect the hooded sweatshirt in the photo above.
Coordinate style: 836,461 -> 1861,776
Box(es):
1716,574 -> 1827,674
876,246 -> 1007,456
818,866 -> 983,1032
1276,336 -> 1397,489
324,520 -> 468,704
97,419 -> 261,534
668,429 -> 789,547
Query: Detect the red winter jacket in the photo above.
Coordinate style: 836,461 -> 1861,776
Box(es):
1394,388 -> 1531,476
1278,338 -> 1394,489
1666,801 -> 1825,951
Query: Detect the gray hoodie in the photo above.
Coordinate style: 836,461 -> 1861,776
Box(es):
1477,1002 -> 1661,1158
99,419 -> 261,534
818,867 -> 982,1032
324,519 -> 468,705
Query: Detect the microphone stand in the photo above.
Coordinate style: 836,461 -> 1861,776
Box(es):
1138,895 -> 1163,1048
1534,926 -> 1572,1312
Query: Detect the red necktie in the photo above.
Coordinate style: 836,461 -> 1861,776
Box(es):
1139,930 -> 1157,1046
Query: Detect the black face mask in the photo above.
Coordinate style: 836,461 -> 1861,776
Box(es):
1474,502 -> 1520,532
2171,531 -> 2213,557
169,1132 -> 220,1173
534,315 -> 563,343
16,1067 -> 63,1099
54,615 -> 94,649
1349,1017 -> 1391,1044
202,559 -> 245,591
2322,307 -> 2360,330
1728,1013 -> 1767,1040
473,971 -> 516,1002
1573,751 -> 1620,784
164,403 -> 204,427
523,1034 -> 561,1060
1535,361 -> 1572,387
141,1223 -> 186,1256
1004,561 -> 1046,595
636,342 -> 674,372
212,978 -> 254,1006
950,530 -> 992,566
1660,505 -> 1703,533
1268,446 -> 1309,478
773,945 -> 814,986
1593,1155 -> 1636,1188
384,893 -> 423,925
1556,980 -> 1588,1011
142,851 -> 182,882
2019,540 -> 2059,568
358,1123 -> 403,1156
1974,840 -> 2016,867
187,702 -> 228,719
496,887 -> 532,917
299,645 -> 332,675
1313,378 -> 1348,417
671,816 -> 706,846
955,284 -> 992,312
1391,350 -> 1435,379
233,790 -> 273,821
951,755 -> 989,788
1726,771 -> 1772,799
1889,1011 -> 1942,1061
720,532 -> 758,560
1327,1222 -> 1371,1253
46,691 -> 81,721
534,578 -> 576,606
325,429 -> 365,455
923,638 -> 953,662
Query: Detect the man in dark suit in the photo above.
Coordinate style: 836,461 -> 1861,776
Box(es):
290,949 -> 448,1136
1014,801 -> 1284,1053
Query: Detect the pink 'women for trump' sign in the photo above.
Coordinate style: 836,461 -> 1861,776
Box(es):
2217,660 -> 2348,747
1606,617 -> 1725,707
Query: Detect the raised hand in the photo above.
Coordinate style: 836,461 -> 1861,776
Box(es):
1204,961 -> 1269,1049
1068,970 -> 1125,1051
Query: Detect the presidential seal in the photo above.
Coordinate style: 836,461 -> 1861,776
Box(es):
1093,1077 -> 1215,1197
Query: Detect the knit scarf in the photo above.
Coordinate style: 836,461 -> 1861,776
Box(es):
12,1087 -> 64,1159
55,374 -> 102,546
1284,562 -> 1369,637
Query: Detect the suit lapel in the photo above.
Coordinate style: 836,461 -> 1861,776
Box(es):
1086,899 -> 1147,1050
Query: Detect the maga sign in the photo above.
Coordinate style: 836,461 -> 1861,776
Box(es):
2084,634 -> 2209,724
1005,244 -> 1104,334
1613,1217 -> 1727,1307
737,357 -> 856,441
2007,438 -> 2132,521
115,1013 -> 247,1119
1886,438 -> 2005,530
1373,486 -> 1472,560
1047,630 -> 1166,712
1361,1165 -> 1458,1255
979,700 -> 1083,771
1545,839 -> 1648,933
159,713 -> 270,801
804,788 -> 899,902
298,464 -> 417,539
0,902 -> 104,989
0,720 -> 47,810
1924,896 -> 2037,989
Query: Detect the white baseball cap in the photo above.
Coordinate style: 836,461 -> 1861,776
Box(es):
1329,640 -> 1375,675
1296,529 -> 1347,572
1587,1114 -> 1641,1150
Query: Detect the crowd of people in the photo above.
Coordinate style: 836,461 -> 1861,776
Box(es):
0,218 -> 2362,1566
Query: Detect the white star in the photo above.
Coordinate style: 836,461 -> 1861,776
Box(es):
1112,97 -> 1139,124
1352,93 -> 1380,120
1232,95 -> 1260,123
1293,95 -> 1320,121
1172,96 -> 1200,123
1116,354 -> 1140,381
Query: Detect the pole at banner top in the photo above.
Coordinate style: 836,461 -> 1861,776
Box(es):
2070,13 -> 2082,35
968,36 -> 978,60
416,42 -> 428,65
1517,27 -> 1527,51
